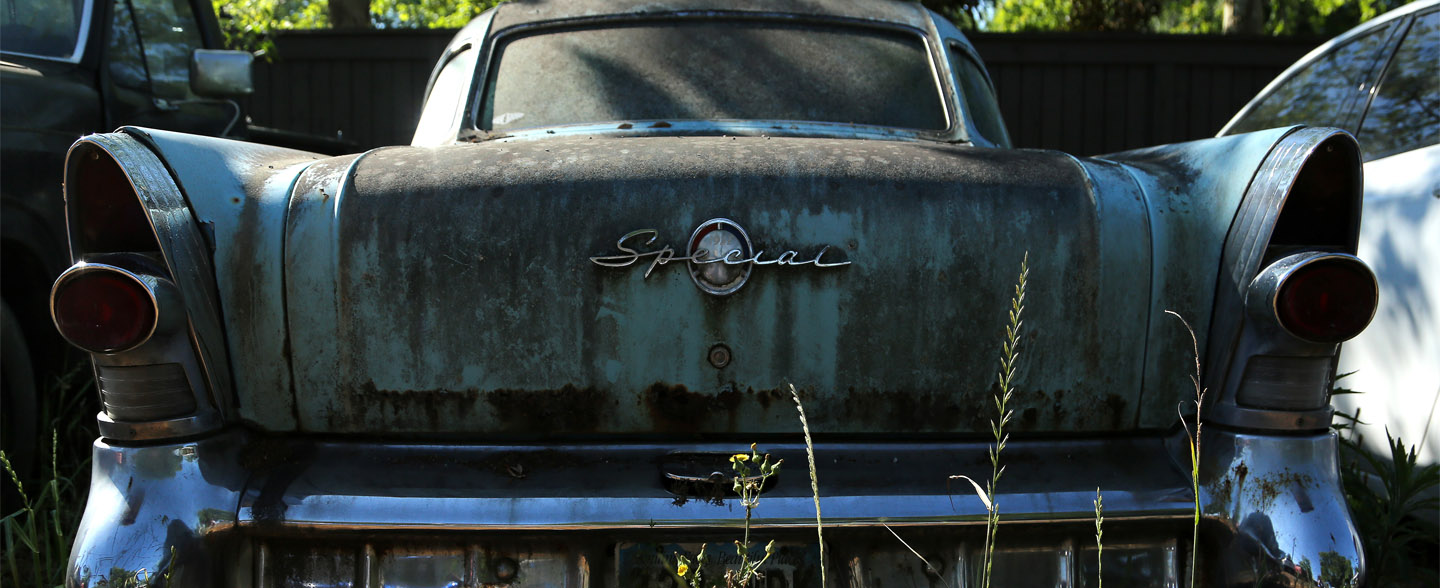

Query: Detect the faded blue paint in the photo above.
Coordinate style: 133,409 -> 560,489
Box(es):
272,135 -> 1169,435
115,129 -> 1296,438
118,129 -> 323,430
1100,127 -> 1296,428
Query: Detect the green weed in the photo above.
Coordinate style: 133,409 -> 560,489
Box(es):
951,252 -> 1028,588
725,445 -> 781,587
1343,433 -> 1439,586
791,384 -> 825,588
1093,487 -> 1103,588
2,363 -> 95,588
3,432 -> 69,588
1331,397 -> 1440,587
1165,310 -> 1204,588
674,444 -> 782,588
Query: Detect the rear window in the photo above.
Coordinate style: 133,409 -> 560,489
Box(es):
482,21 -> 948,132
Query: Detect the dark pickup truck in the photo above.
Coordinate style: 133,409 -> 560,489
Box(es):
0,0 -> 342,475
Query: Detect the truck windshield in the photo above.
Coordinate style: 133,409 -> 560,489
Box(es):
481,21 -> 948,132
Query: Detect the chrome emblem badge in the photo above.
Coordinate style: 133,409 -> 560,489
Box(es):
686,219 -> 754,295
590,218 -> 851,296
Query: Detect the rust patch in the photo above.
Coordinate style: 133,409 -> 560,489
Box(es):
617,123 -> 633,130
354,382 -> 482,429
1253,469 -> 1314,510
239,436 -> 305,470
643,382 -> 742,432
483,385 -> 608,433
649,121 -> 672,128
838,387 -> 967,432
1207,475 -> 1234,507
1101,394 -> 1127,428
747,386 -> 788,410
345,383 -> 609,433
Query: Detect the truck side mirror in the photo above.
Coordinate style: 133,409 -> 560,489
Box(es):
190,49 -> 254,97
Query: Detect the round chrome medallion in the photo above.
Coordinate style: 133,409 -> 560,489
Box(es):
687,218 -> 753,295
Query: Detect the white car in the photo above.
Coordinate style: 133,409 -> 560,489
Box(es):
1221,0 -> 1440,465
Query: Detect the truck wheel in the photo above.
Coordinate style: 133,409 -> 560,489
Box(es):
2,299 -> 38,486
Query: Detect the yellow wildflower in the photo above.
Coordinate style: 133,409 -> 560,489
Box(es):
731,453 -> 749,462
677,563 -> 690,576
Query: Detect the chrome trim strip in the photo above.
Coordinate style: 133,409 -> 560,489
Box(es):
95,409 -> 221,440
467,12 -> 961,143
234,437 -> 1195,530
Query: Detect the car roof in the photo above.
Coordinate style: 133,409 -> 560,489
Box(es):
489,0 -> 934,31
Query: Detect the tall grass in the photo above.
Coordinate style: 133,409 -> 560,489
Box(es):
1093,487 -> 1104,588
3,432 -> 71,588
2,363 -> 95,588
951,252 -> 1028,588
1165,310 -> 1204,588
791,385 -> 825,588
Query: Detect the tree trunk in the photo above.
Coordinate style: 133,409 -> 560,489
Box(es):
330,0 -> 371,29
1223,0 -> 1265,34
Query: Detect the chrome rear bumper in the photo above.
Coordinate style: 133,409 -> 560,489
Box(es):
65,428 -> 1361,587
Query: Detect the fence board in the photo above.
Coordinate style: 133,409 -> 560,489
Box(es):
250,29 -> 1322,154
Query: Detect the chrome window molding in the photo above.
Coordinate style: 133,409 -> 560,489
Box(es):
461,11 -> 965,144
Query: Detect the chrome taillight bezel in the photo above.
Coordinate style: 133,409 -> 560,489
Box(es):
50,262 -> 171,354
1246,251 -> 1378,344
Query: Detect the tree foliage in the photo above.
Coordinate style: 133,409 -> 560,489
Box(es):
215,0 -> 1421,54
926,0 -> 1419,34
213,0 -> 505,54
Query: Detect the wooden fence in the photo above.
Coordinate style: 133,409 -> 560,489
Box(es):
249,29 -> 1323,155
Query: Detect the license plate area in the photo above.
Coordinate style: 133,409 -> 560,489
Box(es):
250,522 -> 1186,588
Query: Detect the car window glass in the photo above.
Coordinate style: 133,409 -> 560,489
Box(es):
949,46 -> 1011,147
484,21 -> 947,131
1358,10 -> 1439,161
413,46 -> 478,145
0,0 -> 86,59
119,0 -> 204,99
1227,25 -> 1392,134
107,0 -> 149,90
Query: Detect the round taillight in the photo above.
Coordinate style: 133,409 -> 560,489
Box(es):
51,266 -> 158,353
1276,257 -> 1377,343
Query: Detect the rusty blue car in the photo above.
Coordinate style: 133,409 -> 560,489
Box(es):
56,0 -> 1376,586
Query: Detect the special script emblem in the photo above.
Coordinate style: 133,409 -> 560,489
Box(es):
590,218 -> 851,295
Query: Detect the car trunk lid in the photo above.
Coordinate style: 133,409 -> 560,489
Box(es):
281,135 -> 1152,435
